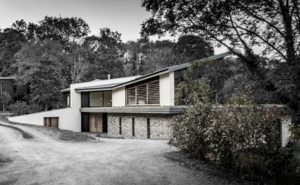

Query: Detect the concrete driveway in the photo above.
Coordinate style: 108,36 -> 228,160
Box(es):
0,120 -> 243,185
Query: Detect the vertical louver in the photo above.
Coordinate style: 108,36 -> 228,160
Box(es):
148,80 -> 160,104
137,84 -> 147,104
126,79 -> 160,105
127,87 -> 137,105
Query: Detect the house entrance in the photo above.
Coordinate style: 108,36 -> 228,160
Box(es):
81,113 -> 107,133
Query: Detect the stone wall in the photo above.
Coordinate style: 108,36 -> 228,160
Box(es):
107,113 -> 175,139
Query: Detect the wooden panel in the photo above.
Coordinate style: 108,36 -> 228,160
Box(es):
44,117 -> 59,128
96,114 -> 103,132
52,118 -> 59,128
48,118 -> 52,127
89,114 -> 97,132
89,113 -> 103,132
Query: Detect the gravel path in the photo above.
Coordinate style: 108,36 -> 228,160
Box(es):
0,120 -> 244,185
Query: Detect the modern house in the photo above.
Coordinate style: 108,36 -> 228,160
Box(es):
8,53 -> 292,145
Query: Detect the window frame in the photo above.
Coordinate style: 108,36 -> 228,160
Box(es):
125,78 -> 160,106
81,91 -> 112,108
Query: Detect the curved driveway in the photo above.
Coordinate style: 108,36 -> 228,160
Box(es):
0,120 -> 242,185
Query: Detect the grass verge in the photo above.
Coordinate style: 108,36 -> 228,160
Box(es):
0,123 -> 33,139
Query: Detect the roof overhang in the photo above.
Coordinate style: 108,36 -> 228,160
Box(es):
76,88 -> 114,92
61,88 -> 70,93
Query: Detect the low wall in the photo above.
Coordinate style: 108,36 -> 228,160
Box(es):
8,108 -> 81,132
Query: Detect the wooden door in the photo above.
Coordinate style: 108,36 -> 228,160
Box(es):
89,114 -> 97,132
52,118 -> 59,128
89,113 -> 103,132
95,114 -> 103,132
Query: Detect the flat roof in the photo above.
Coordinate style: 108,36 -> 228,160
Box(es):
0,76 -> 16,80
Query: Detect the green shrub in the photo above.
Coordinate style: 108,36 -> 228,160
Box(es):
170,78 -> 300,183
8,101 -> 43,116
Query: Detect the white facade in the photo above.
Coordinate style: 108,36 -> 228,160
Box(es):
159,72 -> 175,106
9,108 -> 81,132
112,87 -> 126,107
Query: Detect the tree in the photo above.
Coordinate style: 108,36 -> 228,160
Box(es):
141,0 -> 300,114
0,28 -> 26,75
36,16 -> 90,43
0,91 -> 11,111
124,35 -> 214,75
84,28 -> 125,80
14,40 -> 66,110
174,35 -> 214,63
66,43 -> 91,83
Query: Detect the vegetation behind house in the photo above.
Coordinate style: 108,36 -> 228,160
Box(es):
171,70 -> 300,184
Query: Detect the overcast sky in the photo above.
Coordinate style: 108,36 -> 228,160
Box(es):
0,0 -> 227,53
0,0 -> 154,41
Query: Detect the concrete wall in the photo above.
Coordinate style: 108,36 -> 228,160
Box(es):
159,72 -> 175,106
107,114 -> 174,139
7,79 -> 86,132
281,115 -> 292,147
112,87 -> 126,106
8,108 -> 81,132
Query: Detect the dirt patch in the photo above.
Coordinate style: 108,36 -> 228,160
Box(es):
0,123 -> 33,139
58,129 -> 96,141
15,125 -> 96,142
0,153 -> 12,168
0,179 -> 18,185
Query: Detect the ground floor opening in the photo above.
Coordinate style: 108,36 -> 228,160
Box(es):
81,113 -> 108,133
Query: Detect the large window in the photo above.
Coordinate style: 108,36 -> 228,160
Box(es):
81,91 -> 112,107
90,92 -> 103,107
126,79 -> 159,105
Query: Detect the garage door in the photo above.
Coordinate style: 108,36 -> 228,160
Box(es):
44,117 -> 59,128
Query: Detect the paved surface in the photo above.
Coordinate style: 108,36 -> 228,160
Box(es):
0,120 -> 242,185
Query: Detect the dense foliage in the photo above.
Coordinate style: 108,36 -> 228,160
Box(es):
8,101 -> 42,116
171,75 -> 300,183
141,0 -> 300,119
0,16 -> 213,112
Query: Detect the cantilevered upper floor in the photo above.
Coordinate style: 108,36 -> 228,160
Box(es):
61,52 -> 230,114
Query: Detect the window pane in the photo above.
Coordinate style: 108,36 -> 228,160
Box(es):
81,92 -> 89,107
127,87 -> 136,105
90,92 -> 103,107
103,91 -> 112,107
137,84 -> 147,104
